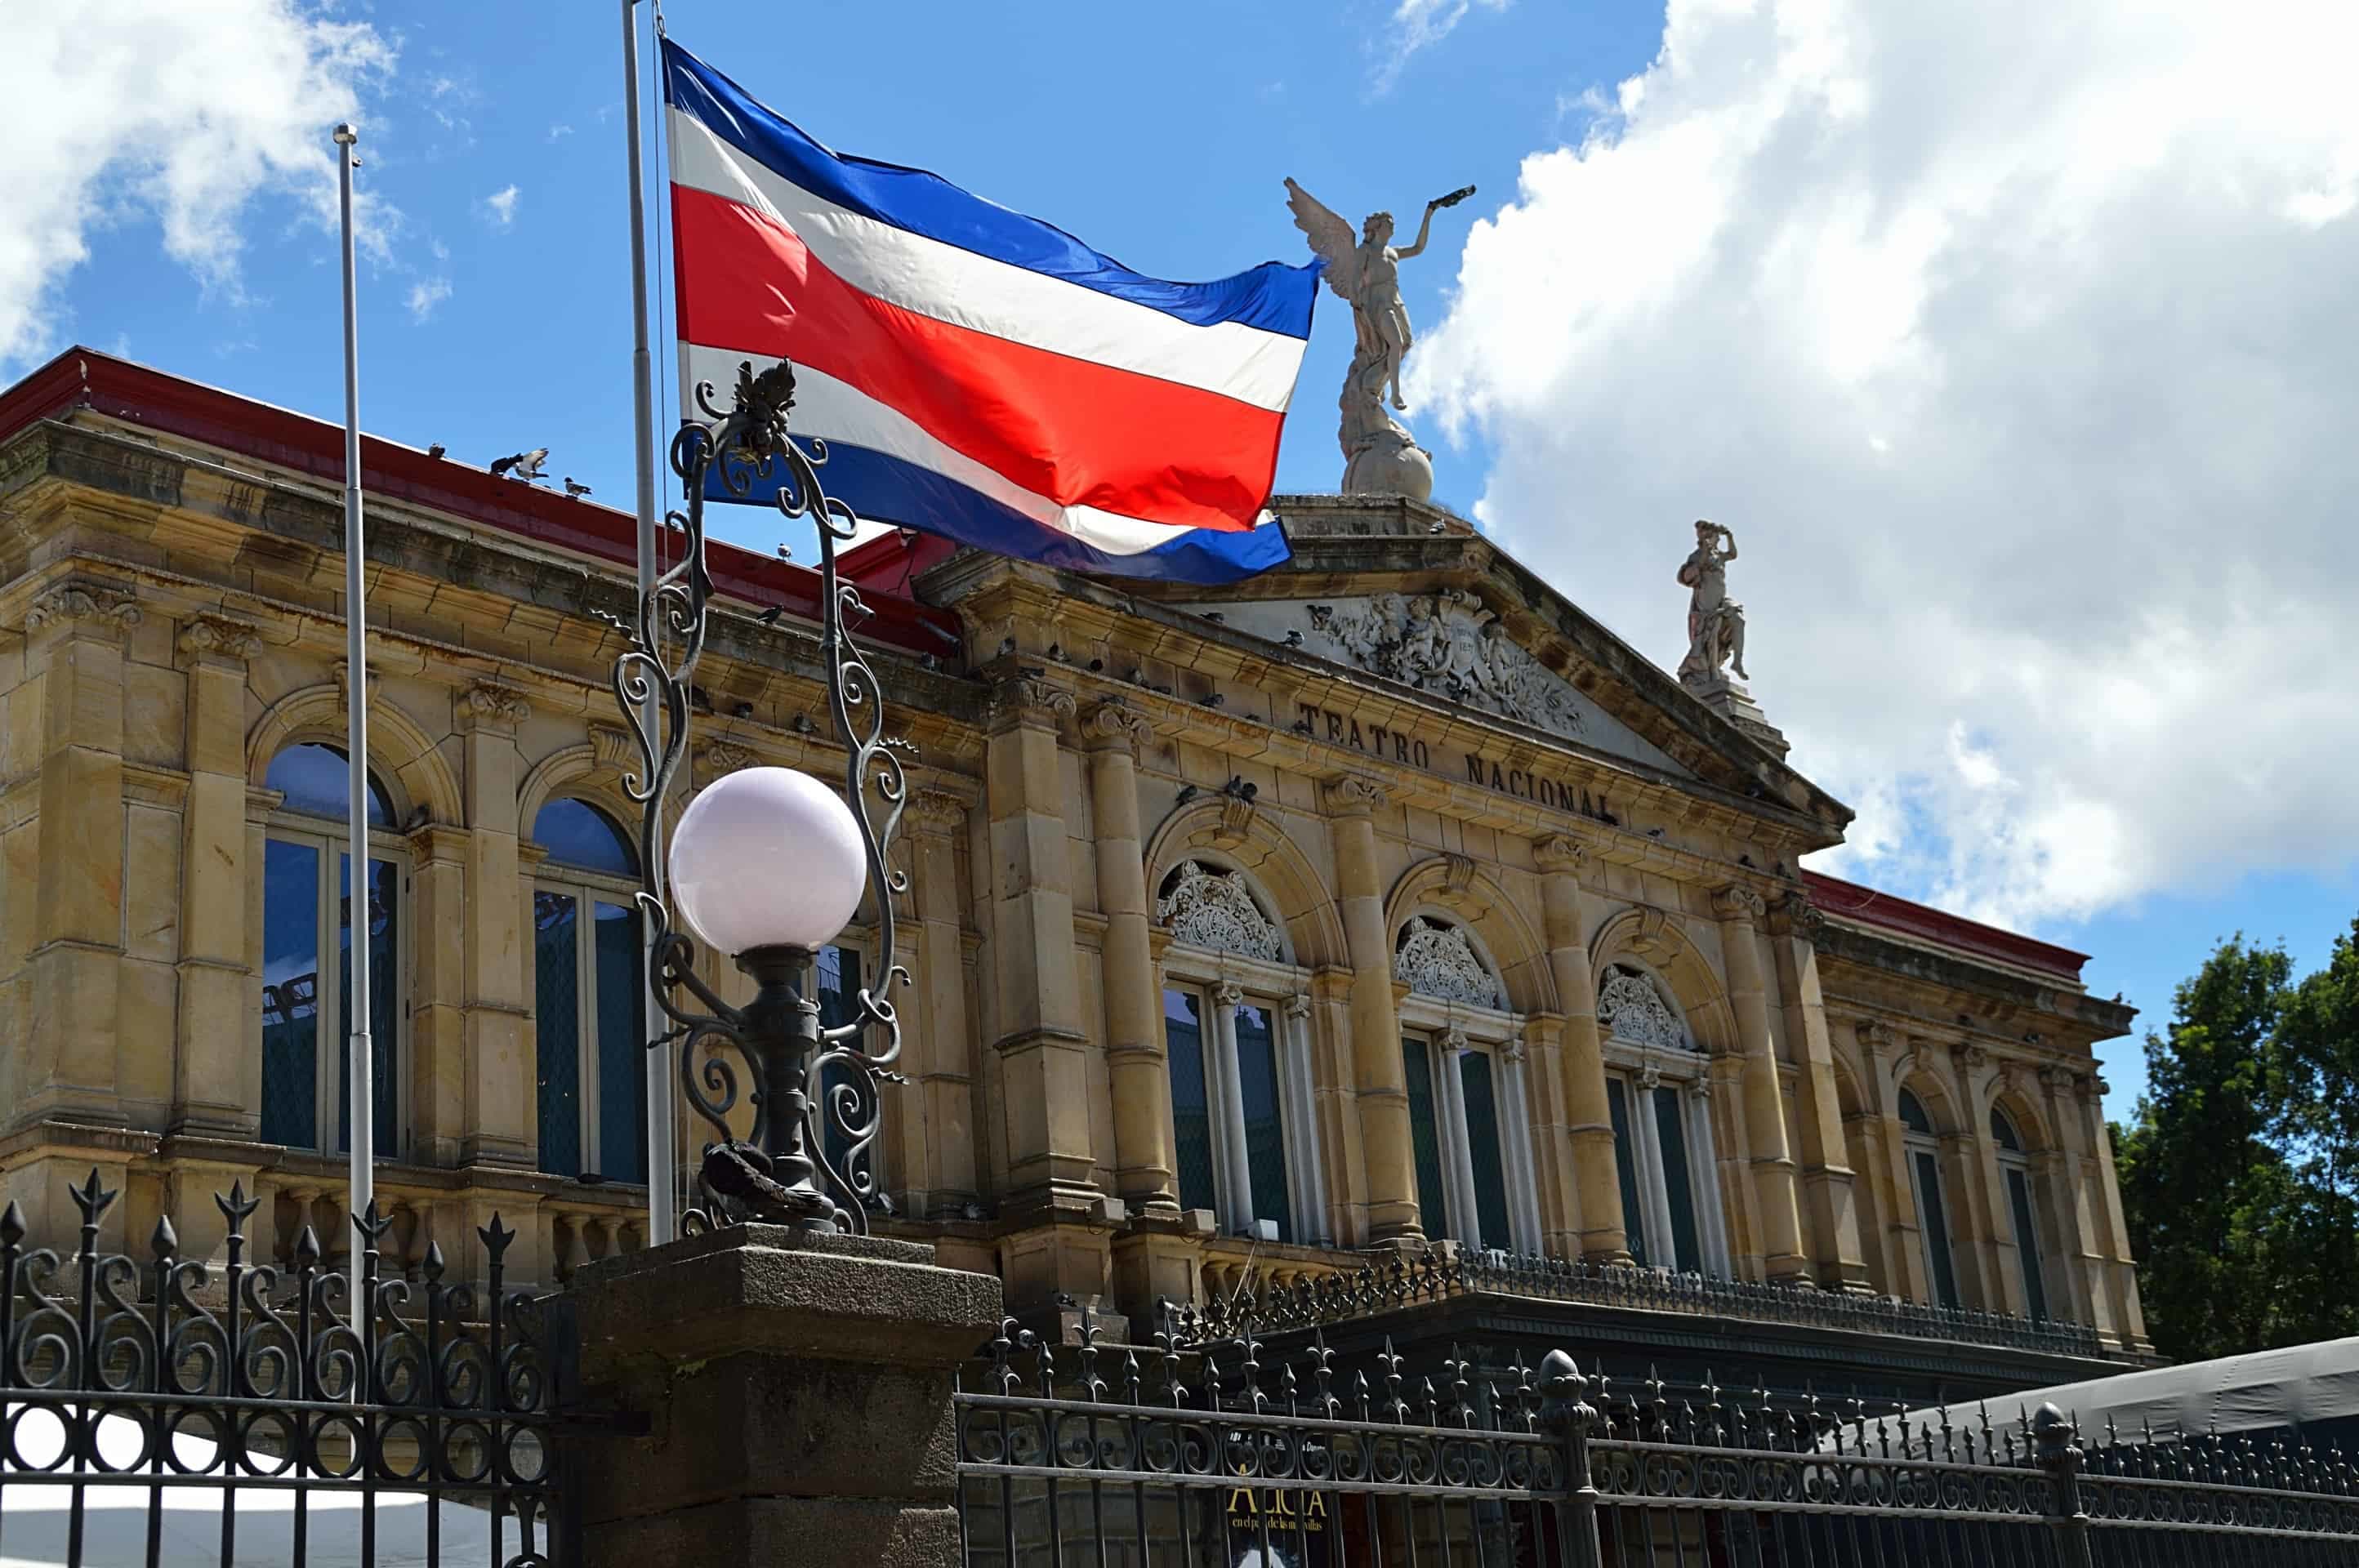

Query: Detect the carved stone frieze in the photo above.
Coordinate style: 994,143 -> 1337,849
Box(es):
1599,966 -> 1688,1052
1302,589 -> 1583,737
1394,915 -> 1501,1009
910,791 -> 970,832
692,739 -> 759,789
23,581 -> 140,635
589,724 -> 636,775
1155,861 -> 1283,962
1857,1020 -> 1897,1057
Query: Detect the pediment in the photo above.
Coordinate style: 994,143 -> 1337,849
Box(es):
1188,590 -> 1693,779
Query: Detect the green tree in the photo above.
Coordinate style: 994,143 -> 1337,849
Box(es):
2116,923 -> 2359,1362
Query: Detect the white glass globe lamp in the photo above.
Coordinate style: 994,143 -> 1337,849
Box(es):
668,766 -> 867,956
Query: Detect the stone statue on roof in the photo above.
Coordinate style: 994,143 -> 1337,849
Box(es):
1285,178 -> 1474,501
1677,519 -> 1749,688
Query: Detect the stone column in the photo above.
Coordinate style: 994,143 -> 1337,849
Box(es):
1859,1022 -> 1929,1303
1533,835 -> 1626,1264
1769,895 -> 1872,1293
907,792 -> 979,1215
1711,885 -> 1808,1283
1437,1028 -> 1480,1245
460,683 -> 533,1168
1280,992 -> 1331,1245
1498,1035 -> 1545,1254
2039,1066 -> 2127,1348
409,824 -> 472,1167
172,614 -> 262,1137
1082,702 -> 1175,1216
1210,982 -> 1253,1233
20,581 -> 139,1131
2074,1071 -> 2151,1349
566,1227 -> 1003,1566
1325,776 -> 1419,1241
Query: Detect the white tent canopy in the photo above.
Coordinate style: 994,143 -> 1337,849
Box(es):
1836,1337 -> 2359,1454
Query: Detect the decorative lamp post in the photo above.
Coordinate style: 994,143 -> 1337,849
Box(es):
613,359 -> 907,1233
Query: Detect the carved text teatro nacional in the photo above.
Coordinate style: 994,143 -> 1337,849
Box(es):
0,351 -> 2149,1399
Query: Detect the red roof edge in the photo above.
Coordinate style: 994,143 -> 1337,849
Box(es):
1802,869 -> 2089,982
0,347 -> 963,658
841,524 -> 959,597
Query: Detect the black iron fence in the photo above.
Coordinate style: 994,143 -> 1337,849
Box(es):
1182,1249 -> 2110,1361
954,1309 -> 2359,1567
0,1171 -> 567,1568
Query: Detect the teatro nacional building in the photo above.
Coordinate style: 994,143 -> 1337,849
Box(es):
0,349 -> 2149,1403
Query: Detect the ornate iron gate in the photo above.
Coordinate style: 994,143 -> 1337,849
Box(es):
0,1171 -> 569,1568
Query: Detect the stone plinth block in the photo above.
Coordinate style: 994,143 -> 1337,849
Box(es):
562,1224 -> 1003,1568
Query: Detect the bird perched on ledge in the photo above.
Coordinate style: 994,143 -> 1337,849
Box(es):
489,448 -> 548,481
563,477 -> 592,498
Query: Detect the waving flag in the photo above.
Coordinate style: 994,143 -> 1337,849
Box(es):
662,42 -> 1314,584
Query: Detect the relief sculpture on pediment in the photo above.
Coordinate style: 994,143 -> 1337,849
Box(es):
1304,589 -> 1582,738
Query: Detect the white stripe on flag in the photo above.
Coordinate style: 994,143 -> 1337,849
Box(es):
680,342 -> 1270,556
669,112 -> 1306,414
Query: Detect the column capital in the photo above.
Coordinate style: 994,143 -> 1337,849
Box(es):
1532,832 -> 1594,875
1769,889 -> 1826,943
1212,979 -> 1245,1009
1499,1032 -> 1527,1066
175,612 -> 263,666
1440,1025 -> 1469,1054
1710,884 -> 1766,924
1282,992 -> 1313,1023
691,738 -> 760,790
909,790 -> 970,832
1081,699 -> 1153,756
589,722 -> 638,774
987,669 -> 1077,732
1319,774 -> 1389,817
1857,1018 -> 1898,1057
22,578 -> 140,638
462,679 -> 532,733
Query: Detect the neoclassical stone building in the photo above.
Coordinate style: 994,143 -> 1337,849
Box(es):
0,350 -> 2147,1398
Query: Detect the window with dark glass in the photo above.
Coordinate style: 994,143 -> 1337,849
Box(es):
259,744 -> 400,1156
1233,1000 -> 1292,1243
1992,1107 -> 2049,1321
1458,1051 -> 1514,1251
813,942 -> 872,1198
1900,1089 -> 1961,1310
1163,989 -> 1218,1215
532,800 -> 645,1184
1607,1080 -> 1647,1267
1402,1038 -> 1449,1241
1651,1085 -> 1704,1274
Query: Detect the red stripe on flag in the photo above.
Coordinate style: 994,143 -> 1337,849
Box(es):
671,183 -> 1280,533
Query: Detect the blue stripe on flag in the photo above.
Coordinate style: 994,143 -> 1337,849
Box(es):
707,440 -> 1294,586
662,40 -> 1318,341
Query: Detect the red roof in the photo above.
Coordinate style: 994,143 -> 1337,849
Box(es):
1802,870 -> 2088,982
0,348 -> 961,657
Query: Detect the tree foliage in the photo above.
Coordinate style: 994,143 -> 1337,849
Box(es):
2116,919 -> 2359,1363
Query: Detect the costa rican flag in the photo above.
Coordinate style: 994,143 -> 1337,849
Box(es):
662,42 -> 1314,584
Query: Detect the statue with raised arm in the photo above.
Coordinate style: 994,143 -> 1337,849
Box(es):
1677,519 -> 1749,688
1287,178 -> 1474,500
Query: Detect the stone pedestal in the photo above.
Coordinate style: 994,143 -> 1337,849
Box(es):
562,1224 -> 1003,1568
1684,676 -> 1788,758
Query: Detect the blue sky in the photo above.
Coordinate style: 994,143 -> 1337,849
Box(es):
12,0 -> 2357,1125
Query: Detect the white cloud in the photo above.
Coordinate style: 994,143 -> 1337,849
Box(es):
1373,0 -> 1509,96
0,0 -> 397,372
547,122 -> 575,142
405,274 -> 450,323
481,184 -> 520,228
1411,0 -> 2359,933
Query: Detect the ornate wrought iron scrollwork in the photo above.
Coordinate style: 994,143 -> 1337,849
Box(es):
613,357 -> 908,1234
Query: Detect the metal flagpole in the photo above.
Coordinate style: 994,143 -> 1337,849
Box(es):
333,122 -> 375,1307
622,0 -> 678,1244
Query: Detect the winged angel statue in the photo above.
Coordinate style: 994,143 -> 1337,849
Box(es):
1285,179 -> 1474,500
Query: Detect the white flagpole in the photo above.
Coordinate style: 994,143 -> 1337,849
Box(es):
333,122 -> 376,1307
622,0 -> 678,1244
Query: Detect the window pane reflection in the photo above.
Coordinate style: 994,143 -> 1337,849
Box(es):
535,891 -> 583,1178
1401,1040 -> 1448,1241
1233,1001 -> 1291,1244
261,839 -> 320,1148
1163,989 -> 1217,1216
1459,1051 -> 1513,1251
595,902 -> 646,1184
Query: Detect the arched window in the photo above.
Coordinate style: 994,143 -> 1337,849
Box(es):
1991,1106 -> 2049,1321
532,799 -> 646,1184
259,743 -> 404,1156
1597,964 -> 1728,1276
1393,914 -> 1540,1254
1899,1088 -> 1962,1310
1155,861 -> 1326,1245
